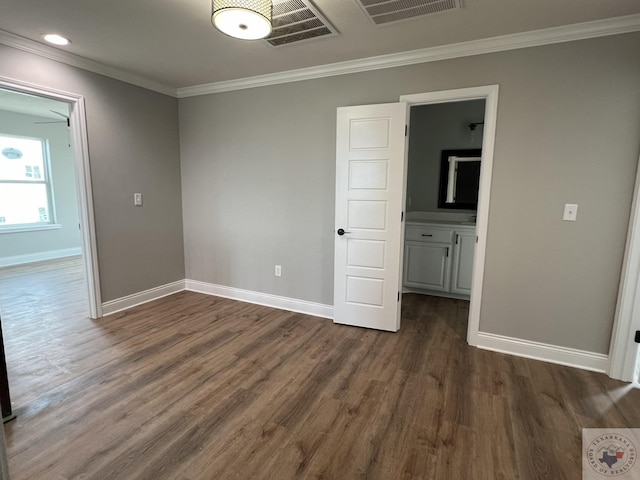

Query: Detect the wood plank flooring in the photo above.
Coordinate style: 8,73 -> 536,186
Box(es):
1,258 -> 640,479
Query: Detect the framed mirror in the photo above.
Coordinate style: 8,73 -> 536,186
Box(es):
438,149 -> 482,210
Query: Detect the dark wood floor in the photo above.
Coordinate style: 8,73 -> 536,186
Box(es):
1,258 -> 640,479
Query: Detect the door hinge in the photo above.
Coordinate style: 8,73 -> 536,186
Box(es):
446,247 -> 449,257
67,118 -> 70,127
405,125 -> 408,136
635,331 -> 640,343
476,236 -> 479,243
401,211 -> 404,222
398,291 -> 400,301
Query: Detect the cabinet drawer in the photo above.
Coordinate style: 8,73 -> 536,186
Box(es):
405,226 -> 453,244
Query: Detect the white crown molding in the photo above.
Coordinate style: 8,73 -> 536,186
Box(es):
2,14 -> 639,99
477,332 -> 609,373
178,13 -> 640,97
0,29 -> 177,97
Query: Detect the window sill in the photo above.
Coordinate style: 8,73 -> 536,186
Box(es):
0,224 -> 62,234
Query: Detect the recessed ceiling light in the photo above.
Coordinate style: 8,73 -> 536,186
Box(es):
42,34 -> 70,46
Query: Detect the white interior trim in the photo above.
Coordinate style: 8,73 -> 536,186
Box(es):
102,280 -> 186,316
101,279 -> 334,319
70,95 -> 103,319
609,153 -> 640,382
0,29 -> 176,97
99,278 -> 612,375
177,14 -> 640,97
0,223 -> 62,234
185,280 -> 334,320
400,85 -> 500,347
0,16 -> 638,99
0,247 -> 81,268
0,76 -> 103,318
477,332 -> 609,373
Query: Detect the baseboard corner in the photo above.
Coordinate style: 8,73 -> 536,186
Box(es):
101,279 -> 186,316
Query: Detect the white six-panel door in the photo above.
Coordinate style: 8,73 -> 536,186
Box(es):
333,103 -> 408,332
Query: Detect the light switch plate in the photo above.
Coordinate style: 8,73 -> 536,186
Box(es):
134,193 -> 143,206
563,203 -> 578,221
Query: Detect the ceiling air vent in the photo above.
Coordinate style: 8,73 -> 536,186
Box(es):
266,0 -> 338,47
356,0 -> 462,26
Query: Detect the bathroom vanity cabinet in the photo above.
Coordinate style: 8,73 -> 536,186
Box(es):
403,221 -> 476,299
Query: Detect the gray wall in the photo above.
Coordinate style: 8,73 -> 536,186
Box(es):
407,100 -> 485,213
0,45 -> 185,302
180,32 -> 640,354
0,110 -> 81,259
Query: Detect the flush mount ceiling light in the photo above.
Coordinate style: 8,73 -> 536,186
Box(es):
42,33 -> 70,46
212,0 -> 273,40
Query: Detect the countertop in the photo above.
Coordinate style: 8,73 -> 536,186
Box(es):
404,211 -> 476,228
405,218 -> 476,227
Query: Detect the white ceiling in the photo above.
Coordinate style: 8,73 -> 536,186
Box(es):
0,88 -> 69,119
1,0 -> 639,90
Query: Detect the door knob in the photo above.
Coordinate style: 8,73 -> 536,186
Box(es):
337,228 -> 351,236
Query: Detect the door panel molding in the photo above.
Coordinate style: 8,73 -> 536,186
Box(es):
334,103 -> 408,332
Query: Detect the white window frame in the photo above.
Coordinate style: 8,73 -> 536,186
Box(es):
0,132 -> 61,233
445,155 -> 482,203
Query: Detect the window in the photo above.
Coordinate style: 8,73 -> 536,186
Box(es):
0,134 -> 56,231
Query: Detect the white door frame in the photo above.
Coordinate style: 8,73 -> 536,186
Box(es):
609,152 -> 640,382
0,76 -> 102,319
400,85 -> 500,346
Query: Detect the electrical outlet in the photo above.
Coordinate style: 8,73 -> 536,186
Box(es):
563,203 -> 578,221
275,265 -> 281,277
134,193 -> 143,206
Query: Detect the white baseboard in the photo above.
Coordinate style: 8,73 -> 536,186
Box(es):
100,280 -> 609,374
185,279 -> 334,320
102,280 -> 186,316
0,247 -> 82,268
477,332 -> 609,373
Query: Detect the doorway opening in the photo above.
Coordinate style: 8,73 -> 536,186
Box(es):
609,151 -> 640,383
402,100 -> 486,307
0,79 -> 101,320
0,79 -> 101,427
400,86 -> 500,345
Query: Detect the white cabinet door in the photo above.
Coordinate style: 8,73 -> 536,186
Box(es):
451,232 -> 476,295
333,102 -> 408,332
403,241 -> 450,292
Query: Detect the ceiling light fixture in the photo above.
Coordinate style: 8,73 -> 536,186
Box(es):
212,0 -> 272,40
42,34 -> 71,46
